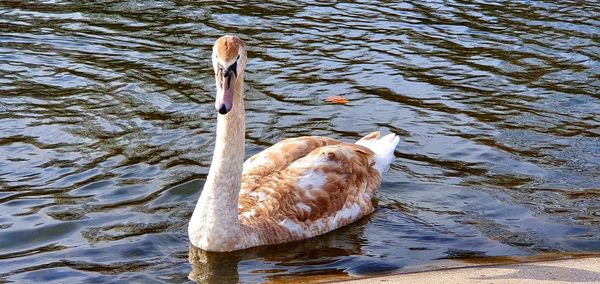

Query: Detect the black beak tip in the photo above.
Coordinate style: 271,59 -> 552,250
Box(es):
218,104 -> 229,115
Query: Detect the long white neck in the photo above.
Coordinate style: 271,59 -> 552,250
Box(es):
189,77 -> 245,252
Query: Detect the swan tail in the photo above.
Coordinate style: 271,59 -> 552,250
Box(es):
356,131 -> 400,174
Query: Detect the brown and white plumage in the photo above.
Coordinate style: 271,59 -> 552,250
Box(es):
188,35 -> 400,252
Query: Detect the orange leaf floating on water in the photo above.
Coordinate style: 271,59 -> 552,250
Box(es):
324,96 -> 349,104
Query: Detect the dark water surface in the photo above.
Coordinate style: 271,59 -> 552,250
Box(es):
1,0 -> 599,283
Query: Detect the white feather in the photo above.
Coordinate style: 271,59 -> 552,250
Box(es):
356,133 -> 400,173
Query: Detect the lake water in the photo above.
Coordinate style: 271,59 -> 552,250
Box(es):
1,1 -> 599,283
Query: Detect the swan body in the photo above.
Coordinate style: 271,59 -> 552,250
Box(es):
188,35 -> 400,252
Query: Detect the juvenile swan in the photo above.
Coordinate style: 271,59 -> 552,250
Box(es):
188,35 -> 400,252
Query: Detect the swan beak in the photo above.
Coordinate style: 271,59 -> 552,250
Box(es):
215,76 -> 233,115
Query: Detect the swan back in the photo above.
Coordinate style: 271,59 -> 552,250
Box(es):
236,133 -> 397,246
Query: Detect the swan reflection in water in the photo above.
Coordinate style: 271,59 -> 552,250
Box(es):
188,217 -> 373,283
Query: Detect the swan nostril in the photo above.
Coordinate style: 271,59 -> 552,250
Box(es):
218,104 -> 228,115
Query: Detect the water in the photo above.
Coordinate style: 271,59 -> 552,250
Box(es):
0,0 -> 599,282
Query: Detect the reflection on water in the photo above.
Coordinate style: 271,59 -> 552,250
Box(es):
0,0 -> 599,283
188,219 -> 368,283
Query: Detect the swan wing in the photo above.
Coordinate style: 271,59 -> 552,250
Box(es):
242,136 -> 341,176
239,138 -> 382,241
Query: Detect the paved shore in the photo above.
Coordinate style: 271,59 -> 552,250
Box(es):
343,256 -> 600,283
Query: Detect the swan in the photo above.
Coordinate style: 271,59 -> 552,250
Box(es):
188,35 -> 400,252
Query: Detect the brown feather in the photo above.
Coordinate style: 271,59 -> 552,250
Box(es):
238,136 -> 381,245
214,36 -> 245,62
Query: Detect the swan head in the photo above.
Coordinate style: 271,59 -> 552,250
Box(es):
212,35 -> 247,115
